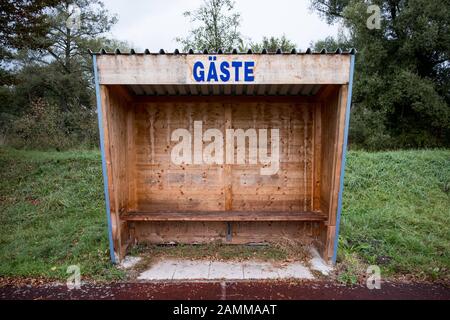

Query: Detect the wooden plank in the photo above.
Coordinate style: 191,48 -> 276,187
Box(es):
134,95 -> 320,104
312,103 -> 322,211
231,221 -> 319,244
109,85 -> 133,102
122,211 -> 327,222
96,55 -> 351,85
322,85 -> 349,263
100,86 -> 122,258
314,84 -> 340,102
319,87 -> 340,219
328,85 -> 349,225
224,104 -> 233,211
127,105 -> 137,211
103,85 -> 136,260
132,221 -> 320,245
323,225 -> 336,262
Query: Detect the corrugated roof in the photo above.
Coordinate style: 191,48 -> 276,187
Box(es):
89,48 -> 357,55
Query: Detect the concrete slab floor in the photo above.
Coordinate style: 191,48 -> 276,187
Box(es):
136,259 -> 317,281
172,260 -> 211,280
137,260 -> 178,280
209,261 -> 244,280
243,262 -> 280,280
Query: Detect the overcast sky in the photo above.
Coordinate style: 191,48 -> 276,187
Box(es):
102,0 -> 339,52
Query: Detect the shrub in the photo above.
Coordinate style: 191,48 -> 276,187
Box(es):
6,98 -> 98,150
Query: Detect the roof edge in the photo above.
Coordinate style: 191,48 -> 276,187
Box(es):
89,48 -> 357,56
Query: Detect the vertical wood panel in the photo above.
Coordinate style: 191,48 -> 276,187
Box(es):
319,87 -> 340,219
132,99 -> 318,213
328,85 -> 349,225
224,104 -> 233,211
127,106 -> 137,211
100,86 -> 120,254
312,104 -> 322,211
103,86 -> 133,259
319,84 -> 349,261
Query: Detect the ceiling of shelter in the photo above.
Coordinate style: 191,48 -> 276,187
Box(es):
126,84 -> 323,96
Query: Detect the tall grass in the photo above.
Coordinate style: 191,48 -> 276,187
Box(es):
0,148 -> 122,280
339,150 -> 450,281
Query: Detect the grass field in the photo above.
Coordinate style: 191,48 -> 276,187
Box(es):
0,148 -> 122,280
338,150 -> 450,282
0,147 -> 449,282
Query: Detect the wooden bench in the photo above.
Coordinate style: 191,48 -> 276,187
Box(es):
122,211 -> 327,222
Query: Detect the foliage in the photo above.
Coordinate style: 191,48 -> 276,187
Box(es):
0,0 -> 61,118
0,0 -> 60,55
0,0 -> 126,150
176,0 -> 243,52
348,105 -> 393,150
40,0 -> 118,74
250,35 -> 297,53
7,98 -> 98,150
310,0 -> 450,149
311,31 -> 352,52
310,0 -> 350,24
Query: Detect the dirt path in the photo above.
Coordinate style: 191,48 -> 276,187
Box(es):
0,280 -> 449,300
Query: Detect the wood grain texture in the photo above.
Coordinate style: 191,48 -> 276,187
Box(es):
102,85 -> 133,259
328,85 -> 348,225
98,83 -> 351,262
131,99 -> 318,213
317,85 -> 349,261
319,86 -> 341,221
132,221 -> 322,244
96,55 -> 352,85
122,211 -> 327,222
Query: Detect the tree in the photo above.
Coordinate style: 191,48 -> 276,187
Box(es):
250,35 -> 297,53
14,0 -> 120,111
37,0 -> 117,74
0,0 -> 60,55
2,0 -> 126,149
310,0 -> 350,24
176,0 -> 243,52
311,31 -> 352,52
0,0 -> 61,108
310,0 -> 450,149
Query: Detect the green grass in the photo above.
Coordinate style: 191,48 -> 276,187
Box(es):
0,147 -> 124,281
0,147 -> 449,282
338,150 -> 450,282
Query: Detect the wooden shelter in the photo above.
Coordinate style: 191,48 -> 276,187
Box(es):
92,48 -> 356,264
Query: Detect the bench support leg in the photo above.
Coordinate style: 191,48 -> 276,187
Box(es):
226,222 -> 232,242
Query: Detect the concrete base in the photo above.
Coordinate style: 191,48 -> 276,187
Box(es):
137,259 -> 316,281
119,256 -> 142,269
309,247 -> 333,276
